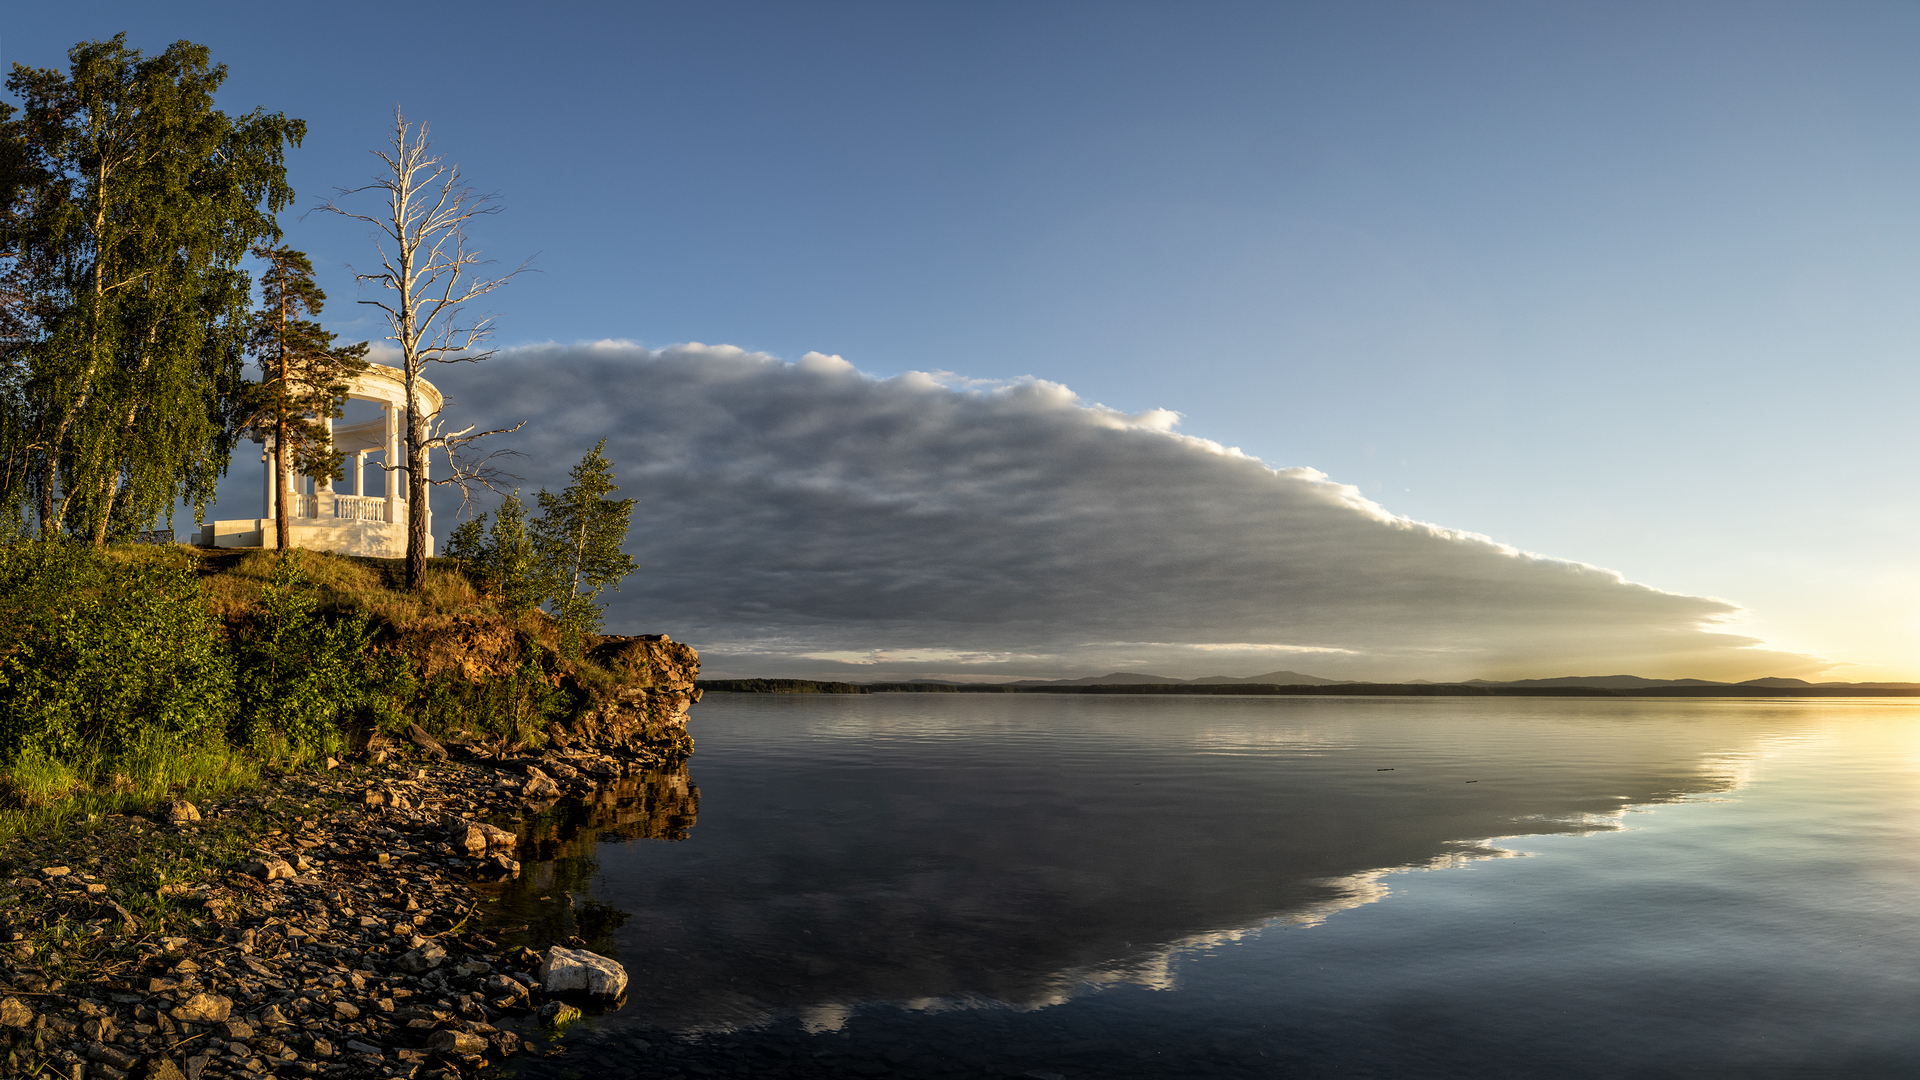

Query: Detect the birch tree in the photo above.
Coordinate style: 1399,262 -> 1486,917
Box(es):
317,111 -> 524,590
3,35 -> 301,541
531,440 -> 637,650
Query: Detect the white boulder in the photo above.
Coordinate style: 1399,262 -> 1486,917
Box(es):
539,946 -> 628,997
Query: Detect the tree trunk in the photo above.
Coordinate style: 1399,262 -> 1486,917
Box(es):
37,460 -> 56,538
274,418 -> 290,550
405,391 -> 429,590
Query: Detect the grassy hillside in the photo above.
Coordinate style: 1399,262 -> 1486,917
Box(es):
0,542 -> 683,840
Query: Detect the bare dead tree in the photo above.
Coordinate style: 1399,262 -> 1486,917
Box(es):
316,109 -> 529,590
430,413 -> 526,518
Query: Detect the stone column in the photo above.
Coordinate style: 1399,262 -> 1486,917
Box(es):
315,415 -> 334,519
261,439 -> 275,520
384,403 -> 401,526
353,452 -> 366,497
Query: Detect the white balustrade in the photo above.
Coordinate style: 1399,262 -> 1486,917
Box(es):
332,495 -> 390,523
290,493 -> 316,519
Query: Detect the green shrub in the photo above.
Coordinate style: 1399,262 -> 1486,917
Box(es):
0,543 -> 236,768
230,551 -> 406,755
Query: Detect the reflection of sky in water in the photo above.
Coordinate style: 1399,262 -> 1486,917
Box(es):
495,696 -> 1920,1077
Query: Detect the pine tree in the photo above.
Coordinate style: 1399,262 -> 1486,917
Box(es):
531,441 -> 637,648
234,245 -> 368,550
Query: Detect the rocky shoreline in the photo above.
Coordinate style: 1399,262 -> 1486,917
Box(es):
0,633 -> 701,1080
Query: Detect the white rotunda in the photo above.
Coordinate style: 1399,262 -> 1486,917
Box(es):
194,364 -> 436,557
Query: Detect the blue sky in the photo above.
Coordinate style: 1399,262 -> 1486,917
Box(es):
13,2 -> 1920,679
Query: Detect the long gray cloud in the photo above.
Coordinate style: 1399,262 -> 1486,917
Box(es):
419,342 -> 1815,682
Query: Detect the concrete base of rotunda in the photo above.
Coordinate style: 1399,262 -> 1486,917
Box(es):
193,518 -> 426,559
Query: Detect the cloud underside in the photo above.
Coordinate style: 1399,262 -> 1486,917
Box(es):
433,342 -> 1817,681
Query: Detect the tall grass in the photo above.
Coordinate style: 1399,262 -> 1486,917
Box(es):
0,738 -> 261,841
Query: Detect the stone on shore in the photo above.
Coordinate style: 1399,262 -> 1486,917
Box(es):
98,897 -> 139,932
397,940 -> 447,973
522,768 -> 563,798
363,786 -> 410,809
166,800 -> 201,824
429,1029 -> 489,1057
407,722 -> 448,760
241,857 -> 294,881
540,946 -> 629,997
448,819 -> 516,854
170,993 -> 233,1025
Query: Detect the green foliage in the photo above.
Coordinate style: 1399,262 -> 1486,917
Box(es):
234,245 -> 370,550
0,543 -> 418,795
445,491 -> 544,616
230,551 -> 397,754
531,440 -> 637,651
444,517 -> 485,565
489,494 -> 542,613
409,650 -> 571,748
1,34 -> 302,540
0,542 -> 235,767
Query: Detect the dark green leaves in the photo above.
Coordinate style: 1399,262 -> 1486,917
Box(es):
0,542 -> 234,766
1,35 -> 303,541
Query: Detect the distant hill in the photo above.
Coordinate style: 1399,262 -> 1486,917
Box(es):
736,670 -> 1920,693
1012,669 -> 1347,686
1010,672 -> 1190,686
1188,670 -> 1349,685
1464,674 -> 1729,689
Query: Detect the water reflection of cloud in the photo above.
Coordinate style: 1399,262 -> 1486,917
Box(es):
560,698 -> 1851,1040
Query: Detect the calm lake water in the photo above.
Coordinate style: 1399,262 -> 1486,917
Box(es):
493,693 -> 1920,1079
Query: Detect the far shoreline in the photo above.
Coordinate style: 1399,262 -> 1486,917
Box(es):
696,679 -> 1920,699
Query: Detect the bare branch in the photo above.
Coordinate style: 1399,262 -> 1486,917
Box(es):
309,108 -> 532,589
428,418 -> 528,517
